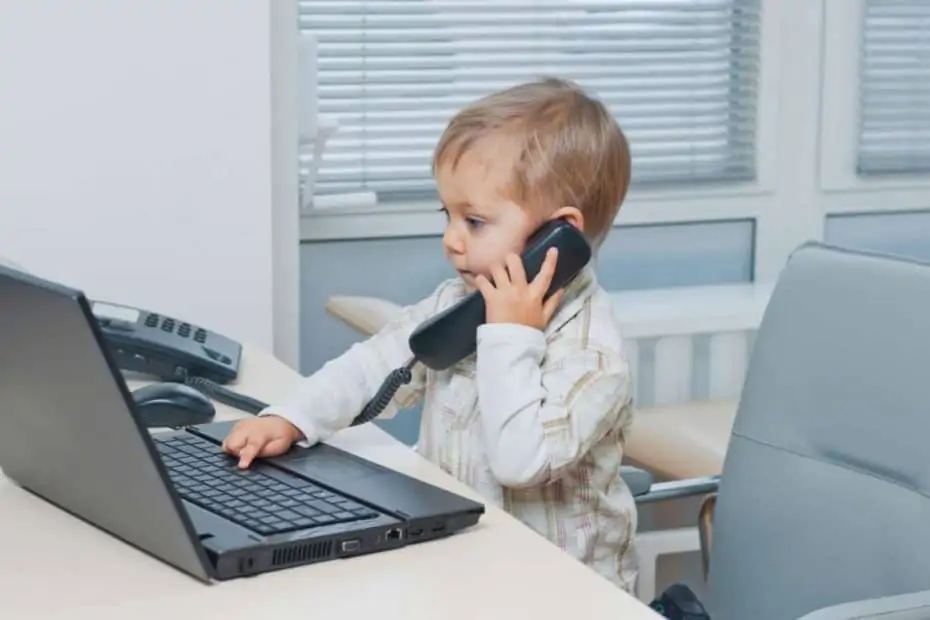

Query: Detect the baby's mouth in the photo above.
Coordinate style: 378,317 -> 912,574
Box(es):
457,270 -> 478,287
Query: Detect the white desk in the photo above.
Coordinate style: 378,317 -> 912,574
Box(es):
0,345 -> 660,620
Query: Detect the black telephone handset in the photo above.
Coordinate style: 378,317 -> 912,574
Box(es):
350,219 -> 592,426
408,218 -> 592,371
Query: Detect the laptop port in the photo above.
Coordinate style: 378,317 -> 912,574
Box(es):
385,527 -> 404,541
408,527 -> 423,538
239,556 -> 256,573
340,539 -> 361,553
431,523 -> 446,533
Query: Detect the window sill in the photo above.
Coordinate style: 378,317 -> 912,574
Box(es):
611,282 -> 774,339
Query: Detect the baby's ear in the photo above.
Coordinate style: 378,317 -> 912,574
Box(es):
549,206 -> 585,234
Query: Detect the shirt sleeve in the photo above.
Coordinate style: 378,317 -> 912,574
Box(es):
474,322 -> 632,488
259,281 -> 454,446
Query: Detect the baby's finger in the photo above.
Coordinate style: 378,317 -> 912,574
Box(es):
237,440 -> 263,469
532,247 -> 559,297
542,288 -> 565,322
505,253 -> 527,287
222,427 -> 248,454
490,262 -> 510,289
474,274 -> 495,300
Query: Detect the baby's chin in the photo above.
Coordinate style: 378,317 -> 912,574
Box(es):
456,270 -> 479,291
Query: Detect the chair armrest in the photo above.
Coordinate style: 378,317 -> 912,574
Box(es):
325,295 -> 403,337
620,465 -> 654,497
633,475 -> 720,504
796,589 -> 930,620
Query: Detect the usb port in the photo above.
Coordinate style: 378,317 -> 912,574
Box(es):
408,528 -> 423,537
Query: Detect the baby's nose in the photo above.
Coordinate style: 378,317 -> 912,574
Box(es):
443,227 -> 465,255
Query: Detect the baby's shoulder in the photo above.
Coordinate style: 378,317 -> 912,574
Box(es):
546,285 -> 629,368
429,277 -> 470,308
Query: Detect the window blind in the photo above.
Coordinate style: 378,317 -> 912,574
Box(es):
298,0 -> 761,204
857,0 -> 930,175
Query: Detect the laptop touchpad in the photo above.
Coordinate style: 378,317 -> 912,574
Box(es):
274,443 -> 388,484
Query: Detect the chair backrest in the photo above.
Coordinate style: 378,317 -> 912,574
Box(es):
0,255 -> 25,272
707,243 -> 930,619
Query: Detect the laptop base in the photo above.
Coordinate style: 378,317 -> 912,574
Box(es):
167,421 -> 483,580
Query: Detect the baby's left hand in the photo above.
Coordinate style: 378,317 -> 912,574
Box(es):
475,247 -> 565,330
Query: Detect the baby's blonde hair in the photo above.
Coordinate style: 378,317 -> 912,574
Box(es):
432,77 -> 631,246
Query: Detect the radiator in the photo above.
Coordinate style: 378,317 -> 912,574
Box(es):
611,282 -> 773,409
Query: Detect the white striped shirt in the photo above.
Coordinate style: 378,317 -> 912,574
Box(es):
265,266 -> 638,591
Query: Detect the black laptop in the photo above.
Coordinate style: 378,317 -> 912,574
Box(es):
0,265 -> 484,581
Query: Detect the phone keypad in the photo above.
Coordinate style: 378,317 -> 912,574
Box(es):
142,313 -> 211,346
142,312 -> 202,340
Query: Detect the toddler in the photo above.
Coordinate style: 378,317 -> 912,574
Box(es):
222,77 -> 638,592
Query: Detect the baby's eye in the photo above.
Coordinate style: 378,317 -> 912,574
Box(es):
466,216 -> 484,230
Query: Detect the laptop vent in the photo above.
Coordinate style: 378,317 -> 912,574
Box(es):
271,540 -> 333,566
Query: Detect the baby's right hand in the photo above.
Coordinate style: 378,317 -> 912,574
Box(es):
221,415 -> 303,469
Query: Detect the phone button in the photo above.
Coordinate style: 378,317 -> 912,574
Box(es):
202,346 -> 221,361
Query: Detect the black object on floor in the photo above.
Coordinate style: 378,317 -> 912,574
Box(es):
649,583 -> 711,620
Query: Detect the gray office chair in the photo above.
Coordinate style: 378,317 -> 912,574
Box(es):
0,254 -> 25,273
629,242 -> 930,619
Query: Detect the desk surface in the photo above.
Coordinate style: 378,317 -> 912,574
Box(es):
0,345 -> 659,620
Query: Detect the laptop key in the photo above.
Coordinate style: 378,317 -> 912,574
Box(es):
313,514 -> 337,525
309,500 -> 338,514
294,506 -> 320,518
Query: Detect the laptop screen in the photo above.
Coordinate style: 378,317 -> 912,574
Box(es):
0,266 -> 211,581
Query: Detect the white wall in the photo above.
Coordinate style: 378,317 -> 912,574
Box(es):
0,0 -> 300,367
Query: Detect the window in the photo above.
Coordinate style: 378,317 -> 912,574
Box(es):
856,0 -> 930,176
298,0 -> 762,205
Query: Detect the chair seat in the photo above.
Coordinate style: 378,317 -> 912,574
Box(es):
625,399 -> 738,479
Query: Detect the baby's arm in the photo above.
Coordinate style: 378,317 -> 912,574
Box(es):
261,282 -> 454,446
473,322 -> 632,488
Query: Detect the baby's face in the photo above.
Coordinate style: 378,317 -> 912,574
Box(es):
435,141 -> 544,291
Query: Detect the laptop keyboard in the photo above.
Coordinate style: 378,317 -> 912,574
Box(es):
153,434 -> 379,536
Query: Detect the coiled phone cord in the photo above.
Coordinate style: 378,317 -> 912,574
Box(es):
182,358 -> 417,427
349,358 -> 416,427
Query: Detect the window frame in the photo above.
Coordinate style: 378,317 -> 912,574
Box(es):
300,0 -> 782,244
819,0 -> 930,199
